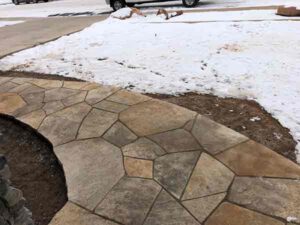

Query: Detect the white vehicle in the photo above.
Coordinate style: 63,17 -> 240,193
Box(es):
106,0 -> 199,11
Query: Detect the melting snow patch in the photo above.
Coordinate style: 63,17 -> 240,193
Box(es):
287,216 -> 298,222
250,117 -> 261,122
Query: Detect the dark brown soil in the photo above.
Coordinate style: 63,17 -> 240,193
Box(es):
0,114 -> 67,225
0,70 -> 83,81
149,93 -> 297,162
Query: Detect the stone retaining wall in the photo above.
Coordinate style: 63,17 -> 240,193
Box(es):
0,155 -> 33,225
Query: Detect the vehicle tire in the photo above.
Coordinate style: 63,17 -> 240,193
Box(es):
12,0 -> 20,4
26,0 -> 30,3
126,3 -> 135,7
33,0 -> 38,3
182,0 -> 199,7
111,0 -> 125,11
44,0 -> 48,2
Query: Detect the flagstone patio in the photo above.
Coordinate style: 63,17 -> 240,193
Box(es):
0,76 -> 299,225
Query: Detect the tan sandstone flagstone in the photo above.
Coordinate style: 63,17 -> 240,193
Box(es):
94,100 -> 129,113
0,81 -> 19,93
182,153 -> 234,200
62,91 -> 87,107
30,79 -> 62,89
0,93 -> 26,114
228,177 -> 300,223
20,85 -> 45,104
44,88 -> 81,102
11,77 -> 32,85
106,90 -> 150,106
192,115 -> 248,155
95,177 -> 161,225
216,140 -> 300,178
0,77 -> 13,85
39,102 -> 91,146
55,138 -> 124,210
183,119 -> 195,131
8,83 -> 32,94
120,99 -> 196,136
77,108 -> 117,139
182,193 -> 226,223
17,109 -> 46,129
43,101 -> 65,115
81,82 -> 101,91
122,137 -> 165,160
144,190 -> 200,225
63,81 -> 88,90
12,102 -> 44,117
124,157 -> 153,178
154,151 -> 200,199
85,86 -> 120,105
205,202 -> 284,225
103,122 -> 137,147
49,202 -> 119,225
149,129 -> 201,153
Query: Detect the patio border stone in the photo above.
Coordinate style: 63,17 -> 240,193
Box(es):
0,76 -> 299,225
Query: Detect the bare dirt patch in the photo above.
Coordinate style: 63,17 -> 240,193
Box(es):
149,93 -> 297,162
0,114 -> 67,225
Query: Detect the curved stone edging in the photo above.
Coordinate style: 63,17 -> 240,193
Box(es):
0,76 -> 300,225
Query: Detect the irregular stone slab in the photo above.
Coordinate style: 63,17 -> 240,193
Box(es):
8,83 -> 32,94
39,102 -> 91,146
103,122 -> 137,147
149,129 -> 201,153
62,91 -> 87,107
107,90 -> 150,106
11,77 -> 32,85
122,137 -> 165,160
17,109 -> 46,129
216,140 -> 300,179
124,157 -> 153,178
182,193 -> 226,222
0,77 -> 12,85
228,177 -> 300,223
154,151 -> 200,199
120,100 -> 196,136
81,83 -> 101,91
95,177 -> 161,225
44,88 -> 81,102
77,109 -> 117,140
55,138 -> 124,210
63,81 -> 88,90
12,102 -> 44,117
30,79 -> 62,89
85,86 -> 119,105
0,93 -> 26,115
192,115 -> 248,155
20,86 -> 45,104
94,100 -> 129,113
205,202 -> 284,225
49,202 -> 119,225
144,190 -> 200,225
184,119 -> 195,131
0,82 -> 18,93
182,153 -> 234,200
43,101 -> 65,115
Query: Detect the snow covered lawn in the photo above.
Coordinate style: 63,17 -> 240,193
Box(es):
0,20 -> 23,27
0,9 -> 300,161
